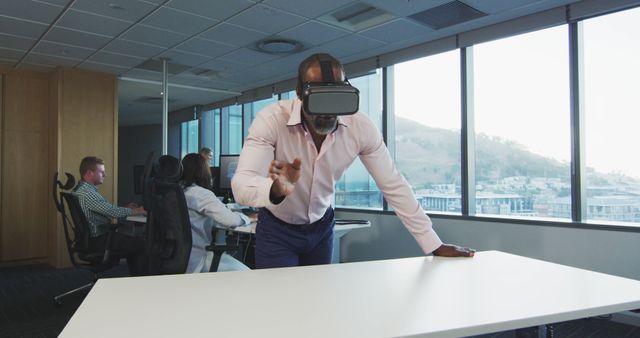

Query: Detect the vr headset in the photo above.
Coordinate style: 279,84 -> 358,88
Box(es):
302,56 -> 359,116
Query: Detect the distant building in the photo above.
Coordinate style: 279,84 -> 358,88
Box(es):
416,192 -> 529,215
550,195 -> 640,222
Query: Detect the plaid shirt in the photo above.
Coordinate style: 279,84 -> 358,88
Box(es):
74,181 -> 132,237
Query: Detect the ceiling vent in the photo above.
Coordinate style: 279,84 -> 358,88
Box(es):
134,59 -> 191,75
190,68 -> 219,79
318,2 -> 395,32
255,38 -> 303,55
135,96 -> 177,104
409,1 -> 487,30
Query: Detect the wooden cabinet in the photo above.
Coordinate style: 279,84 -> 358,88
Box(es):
1,73 -> 50,261
0,68 -> 117,266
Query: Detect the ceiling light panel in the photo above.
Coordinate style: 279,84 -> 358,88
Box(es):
199,23 -> 268,47
141,7 -> 218,36
318,2 -> 395,31
0,0 -> 64,23
166,0 -> 255,21
228,4 -> 306,34
175,38 -> 236,58
103,39 -> 165,58
57,9 -> 131,37
0,16 -> 48,39
71,0 -> 157,22
44,27 -> 111,49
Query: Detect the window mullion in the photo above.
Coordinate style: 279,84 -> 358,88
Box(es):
461,46 -> 476,216
569,21 -> 586,222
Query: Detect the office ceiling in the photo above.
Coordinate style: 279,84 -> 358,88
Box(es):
0,0 -> 577,126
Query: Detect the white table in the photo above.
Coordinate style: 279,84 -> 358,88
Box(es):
60,250 -> 640,338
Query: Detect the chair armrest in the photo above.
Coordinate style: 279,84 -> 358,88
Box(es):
205,243 -> 240,272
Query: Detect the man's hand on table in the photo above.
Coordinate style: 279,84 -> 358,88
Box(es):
433,244 -> 475,257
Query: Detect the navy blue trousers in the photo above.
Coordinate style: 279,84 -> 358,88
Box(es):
255,207 -> 335,269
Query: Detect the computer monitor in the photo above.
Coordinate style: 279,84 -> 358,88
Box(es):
209,166 -> 220,190
133,165 -> 145,195
218,155 -> 240,190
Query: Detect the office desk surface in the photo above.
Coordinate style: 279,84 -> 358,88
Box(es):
60,250 -> 640,338
126,215 -> 370,234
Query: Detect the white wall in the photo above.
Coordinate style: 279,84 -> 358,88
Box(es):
336,210 -> 640,280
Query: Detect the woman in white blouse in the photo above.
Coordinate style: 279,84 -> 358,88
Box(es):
181,153 -> 251,273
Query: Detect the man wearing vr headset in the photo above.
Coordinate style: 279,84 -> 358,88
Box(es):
232,53 -> 474,269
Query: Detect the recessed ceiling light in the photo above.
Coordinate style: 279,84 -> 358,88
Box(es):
256,38 -> 302,55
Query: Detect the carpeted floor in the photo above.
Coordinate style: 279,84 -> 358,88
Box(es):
0,263 -> 638,338
0,263 -> 129,338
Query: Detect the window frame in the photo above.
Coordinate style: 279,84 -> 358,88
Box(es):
334,6 -> 640,232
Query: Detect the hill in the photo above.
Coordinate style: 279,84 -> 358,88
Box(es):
394,117 -> 570,189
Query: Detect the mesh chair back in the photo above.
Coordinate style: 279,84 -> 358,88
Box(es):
52,172 -> 115,269
60,192 -> 92,254
141,151 -> 156,212
146,155 -> 192,274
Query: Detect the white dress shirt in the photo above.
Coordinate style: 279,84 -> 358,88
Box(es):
232,98 -> 442,254
183,184 -> 250,273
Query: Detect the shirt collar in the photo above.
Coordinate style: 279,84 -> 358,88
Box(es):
287,98 -> 350,129
79,181 -> 98,191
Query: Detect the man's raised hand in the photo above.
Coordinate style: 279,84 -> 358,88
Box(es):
269,158 -> 302,199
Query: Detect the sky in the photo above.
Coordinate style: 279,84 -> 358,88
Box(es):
393,7 -> 640,180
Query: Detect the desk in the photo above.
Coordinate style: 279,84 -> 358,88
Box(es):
60,250 -> 640,338
128,215 -> 370,264
125,215 -> 146,223
214,221 -> 369,264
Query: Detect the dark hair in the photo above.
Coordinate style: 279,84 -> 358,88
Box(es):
79,156 -> 104,177
296,53 -> 344,99
181,153 -> 212,190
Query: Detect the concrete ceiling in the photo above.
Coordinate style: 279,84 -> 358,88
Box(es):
0,0 -> 578,126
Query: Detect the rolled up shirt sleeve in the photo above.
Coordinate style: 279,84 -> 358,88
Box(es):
232,108 -> 278,208
356,116 -> 443,254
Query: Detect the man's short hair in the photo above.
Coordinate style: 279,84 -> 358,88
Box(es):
199,147 -> 213,155
296,53 -> 344,98
79,156 -> 104,177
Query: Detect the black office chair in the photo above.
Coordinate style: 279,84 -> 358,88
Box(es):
144,154 -> 243,273
145,155 -> 193,274
52,172 -> 122,306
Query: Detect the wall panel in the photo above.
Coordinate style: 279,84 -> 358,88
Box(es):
1,74 -> 49,261
48,68 -> 118,267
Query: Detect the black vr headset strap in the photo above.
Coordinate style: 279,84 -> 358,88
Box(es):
318,55 -> 335,83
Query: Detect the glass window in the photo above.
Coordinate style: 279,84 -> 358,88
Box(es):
279,90 -> 296,100
221,105 -> 242,155
201,108 -> 220,166
473,25 -> 571,219
180,119 -> 199,160
393,50 -> 461,214
243,96 -> 277,139
583,7 -> 640,224
335,70 -> 384,209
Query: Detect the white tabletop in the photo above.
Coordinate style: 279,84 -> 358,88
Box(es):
60,250 -> 640,338
125,215 -> 146,223
220,220 -> 371,234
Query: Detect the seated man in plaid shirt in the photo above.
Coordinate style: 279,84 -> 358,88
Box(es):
74,156 -> 147,276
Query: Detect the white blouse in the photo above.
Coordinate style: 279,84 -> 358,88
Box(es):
183,184 -> 250,273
